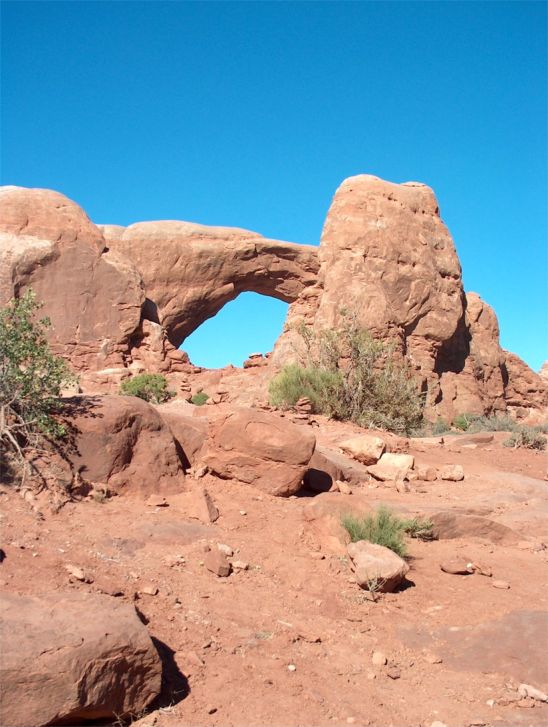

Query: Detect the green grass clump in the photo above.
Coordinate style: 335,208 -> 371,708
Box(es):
268,364 -> 343,416
191,391 -> 209,406
503,427 -> 546,451
341,507 -> 435,558
120,373 -> 174,404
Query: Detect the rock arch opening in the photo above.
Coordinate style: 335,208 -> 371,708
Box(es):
182,292 -> 289,369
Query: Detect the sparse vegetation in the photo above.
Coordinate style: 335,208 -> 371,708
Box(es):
503,427 -> 546,451
342,507 -> 435,557
452,413 -> 474,431
120,373 -> 174,404
269,316 -> 424,434
431,417 -> 451,435
0,291 -> 75,479
191,391 -> 209,406
467,413 -> 519,432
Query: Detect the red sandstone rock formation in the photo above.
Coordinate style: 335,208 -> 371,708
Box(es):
100,220 -> 319,347
0,187 -> 144,371
0,178 -> 545,419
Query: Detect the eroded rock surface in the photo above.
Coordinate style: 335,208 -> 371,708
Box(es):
0,591 -> 162,727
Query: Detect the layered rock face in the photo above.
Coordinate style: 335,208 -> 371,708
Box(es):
0,178 -> 545,419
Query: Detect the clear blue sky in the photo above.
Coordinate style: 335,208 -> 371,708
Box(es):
2,1 -> 546,370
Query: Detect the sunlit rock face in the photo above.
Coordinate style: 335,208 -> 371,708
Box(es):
1,177 -> 546,419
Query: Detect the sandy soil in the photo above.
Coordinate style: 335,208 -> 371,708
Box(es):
1,419 -> 547,727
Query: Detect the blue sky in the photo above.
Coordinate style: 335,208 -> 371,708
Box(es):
2,1 -> 546,370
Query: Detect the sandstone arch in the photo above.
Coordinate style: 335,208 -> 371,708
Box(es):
100,221 -> 319,348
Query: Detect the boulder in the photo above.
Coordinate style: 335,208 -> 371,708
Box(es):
303,447 -> 344,493
339,434 -> 386,465
0,591 -> 162,727
63,395 -> 184,496
347,541 -> 409,592
304,446 -> 371,491
202,407 -> 315,496
157,402 -> 209,467
416,465 -> 438,482
439,464 -> 464,482
430,511 -> 520,545
367,452 -> 415,482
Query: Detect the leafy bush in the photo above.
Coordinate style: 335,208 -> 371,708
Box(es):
269,317 -> 424,434
503,427 -> 546,451
120,373 -> 174,404
0,291 -> 75,470
191,392 -> 209,406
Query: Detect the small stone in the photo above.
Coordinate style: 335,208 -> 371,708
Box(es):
486,699 -> 495,707
518,683 -> 548,702
424,651 -> 443,664
366,671 -> 376,680
371,651 -> 387,666
287,664 -> 297,672
146,494 -> 168,507
232,560 -> 249,570
395,480 -> 409,493
517,698 -> 535,708
439,464 -> 464,481
64,564 -> 86,582
217,543 -> 233,557
141,586 -> 158,596
207,706 -> 218,715
492,579 -> 510,589
430,722 -> 448,727
440,559 -> 474,575
346,718 -> 356,724
386,667 -> 400,679
204,549 -> 231,577
336,481 -> 353,495
239,510 -> 247,516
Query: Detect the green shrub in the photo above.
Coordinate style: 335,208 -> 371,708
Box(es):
453,413 -> 474,431
341,507 -> 435,558
191,392 -> 209,406
503,427 -> 546,451
268,364 -> 343,416
342,507 -> 406,557
120,373 -> 174,404
0,291 -> 75,472
269,317 -> 424,434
